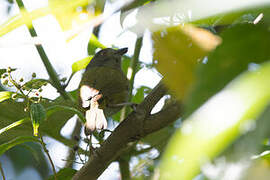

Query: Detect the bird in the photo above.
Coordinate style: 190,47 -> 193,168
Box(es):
79,48 -> 129,135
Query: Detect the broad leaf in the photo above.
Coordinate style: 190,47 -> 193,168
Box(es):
160,60 -> 270,180
30,103 -> 46,136
0,95 -> 79,149
153,24 -> 220,99
185,23 -> 270,117
47,168 -> 77,180
0,136 -> 39,156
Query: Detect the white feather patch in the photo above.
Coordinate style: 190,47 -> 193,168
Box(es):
85,109 -> 97,131
96,109 -> 107,129
80,85 -> 100,108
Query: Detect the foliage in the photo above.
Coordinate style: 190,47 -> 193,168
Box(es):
1,0 -> 270,180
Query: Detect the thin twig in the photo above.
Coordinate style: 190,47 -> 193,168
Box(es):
120,37 -> 143,121
39,136 -> 58,180
117,37 -> 143,179
0,162 -> 6,180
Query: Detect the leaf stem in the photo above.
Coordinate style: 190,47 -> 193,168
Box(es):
0,162 -> 6,180
39,135 -> 58,180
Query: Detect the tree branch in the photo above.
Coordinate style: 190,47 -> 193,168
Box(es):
73,81 -> 182,180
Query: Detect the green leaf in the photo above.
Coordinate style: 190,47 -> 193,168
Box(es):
153,24 -> 220,99
143,124 -> 175,152
132,86 -> 151,104
0,96 -> 78,149
6,142 -> 49,178
0,0 -> 94,37
47,168 -> 77,180
23,79 -> 49,90
0,91 -> 13,103
159,60 -> 270,179
0,69 -> 6,77
185,23 -> 270,117
121,56 -> 131,76
87,33 -> 106,55
0,118 -> 29,135
46,105 -> 86,123
0,136 -> 39,156
30,103 -> 46,136
71,56 -> 93,74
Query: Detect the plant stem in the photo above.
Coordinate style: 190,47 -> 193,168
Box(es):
120,37 -> 143,121
118,36 -> 143,180
40,136 -> 58,180
0,162 -> 6,180
128,37 -> 143,99
15,0 -> 73,102
118,157 -> 131,180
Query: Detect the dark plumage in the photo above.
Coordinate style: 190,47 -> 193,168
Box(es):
79,48 -> 129,134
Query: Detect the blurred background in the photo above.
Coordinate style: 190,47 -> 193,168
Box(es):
1,0 -> 270,180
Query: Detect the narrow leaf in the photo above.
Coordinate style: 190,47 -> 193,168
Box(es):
0,136 -> 39,156
71,56 -> 93,73
159,61 -> 270,179
0,118 -> 30,135
0,91 -> 13,103
87,34 -> 106,55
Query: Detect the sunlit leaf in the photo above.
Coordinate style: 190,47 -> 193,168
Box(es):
0,69 -> 6,77
185,23 -> 270,117
159,61 -> 270,179
121,56 -> 131,76
87,33 -> 106,55
49,0 -> 95,31
0,118 -> 29,135
153,24 -> 221,99
132,86 -> 151,104
0,91 -> 13,103
30,103 -> 46,136
0,0 -> 94,37
0,136 -> 39,156
71,56 -> 93,73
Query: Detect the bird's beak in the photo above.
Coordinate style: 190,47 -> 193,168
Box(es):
116,48 -> 128,55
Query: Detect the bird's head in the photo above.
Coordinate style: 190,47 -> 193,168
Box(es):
87,48 -> 128,70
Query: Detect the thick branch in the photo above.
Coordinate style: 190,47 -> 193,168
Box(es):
73,81 -> 182,180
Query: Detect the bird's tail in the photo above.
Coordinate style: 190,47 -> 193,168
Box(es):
85,100 -> 107,135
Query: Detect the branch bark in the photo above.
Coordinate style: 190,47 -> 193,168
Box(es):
73,81 -> 182,180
